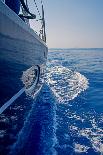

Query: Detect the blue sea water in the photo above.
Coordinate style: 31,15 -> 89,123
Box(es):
45,48 -> 103,155
0,48 -> 103,155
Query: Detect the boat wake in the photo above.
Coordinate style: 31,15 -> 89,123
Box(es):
0,64 -> 90,155
46,66 -> 88,103
9,84 -> 57,155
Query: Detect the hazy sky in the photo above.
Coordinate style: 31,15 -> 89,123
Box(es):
30,0 -> 103,48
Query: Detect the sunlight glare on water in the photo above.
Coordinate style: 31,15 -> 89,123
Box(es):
46,66 -> 89,103
45,49 -> 103,155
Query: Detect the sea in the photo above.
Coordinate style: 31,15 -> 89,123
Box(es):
0,48 -> 103,155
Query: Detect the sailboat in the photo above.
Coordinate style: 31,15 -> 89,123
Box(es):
0,0 -> 48,113
0,0 -> 48,154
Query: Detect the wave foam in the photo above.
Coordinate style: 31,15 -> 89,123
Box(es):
69,113 -> 103,153
46,66 -> 88,103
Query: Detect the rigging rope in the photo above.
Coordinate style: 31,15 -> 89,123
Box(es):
40,0 -> 43,5
33,0 -> 42,19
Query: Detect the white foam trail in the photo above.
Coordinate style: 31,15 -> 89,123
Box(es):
9,84 -> 57,155
0,88 -> 25,115
46,66 -> 89,103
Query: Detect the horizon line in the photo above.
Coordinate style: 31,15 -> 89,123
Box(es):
48,47 -> 103,49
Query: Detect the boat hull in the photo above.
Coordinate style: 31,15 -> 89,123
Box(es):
0,0 -> 48,106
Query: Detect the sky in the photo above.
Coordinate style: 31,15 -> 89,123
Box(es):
30,0 -> 103,48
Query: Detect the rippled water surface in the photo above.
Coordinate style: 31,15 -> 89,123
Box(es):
0,48 -> 103,155
46,49 -> 103,155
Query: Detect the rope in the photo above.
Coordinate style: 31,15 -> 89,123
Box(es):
0,88 -> 25,115
0,65 -> 40,115
33,0 -> 42,19
40,0 -> 43,5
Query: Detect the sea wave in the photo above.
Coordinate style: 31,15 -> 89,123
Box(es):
69,113 -> 103,153
46,66 -> 89,103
